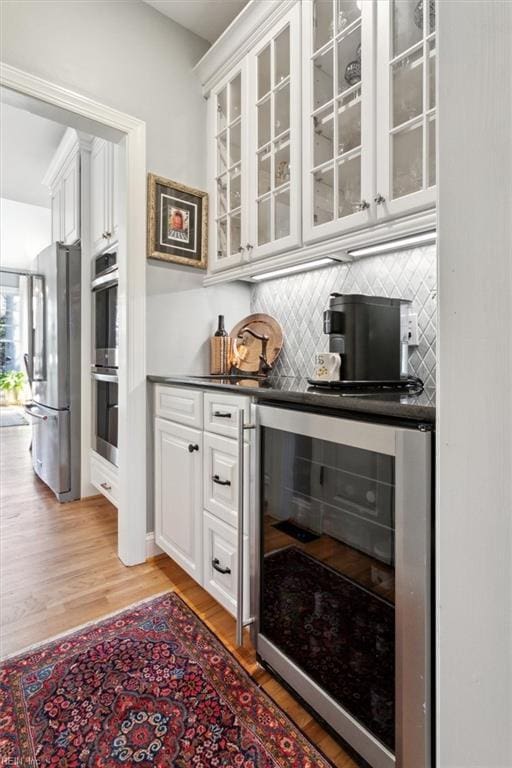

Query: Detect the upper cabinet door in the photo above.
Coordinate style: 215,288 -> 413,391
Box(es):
208,65 -> 248,273
375,0 -> 436,219
110,142 -> 120,244
91,139 -> 109,255
248,3 -> 302,260
303,0 -> 374,244
51,187 -> 62,244
61,152 -> 80,245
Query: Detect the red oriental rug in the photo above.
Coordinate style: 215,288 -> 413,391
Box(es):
0,592 -> 334,767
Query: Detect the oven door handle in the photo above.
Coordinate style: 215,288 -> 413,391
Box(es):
91,270 -> 119,291
91,372 -> 119,383
236,411 -> 255,647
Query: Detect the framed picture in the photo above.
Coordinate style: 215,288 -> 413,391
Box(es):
147,173 -> 208,269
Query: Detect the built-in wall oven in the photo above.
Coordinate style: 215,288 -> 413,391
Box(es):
254,405 -> 432,768
91,252 -> 118,466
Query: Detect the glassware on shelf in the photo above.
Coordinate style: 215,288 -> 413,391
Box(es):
344,59 -> 361,86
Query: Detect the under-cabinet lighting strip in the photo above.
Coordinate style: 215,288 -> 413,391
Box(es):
251,257 -> 335,282
348,230 -> 437,257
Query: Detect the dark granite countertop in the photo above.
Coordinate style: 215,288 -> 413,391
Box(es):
148,374 -> 436,425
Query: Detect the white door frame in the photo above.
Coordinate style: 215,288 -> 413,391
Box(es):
0,62 -> 147,566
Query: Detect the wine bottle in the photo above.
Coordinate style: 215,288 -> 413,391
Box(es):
214,315 -> 227,337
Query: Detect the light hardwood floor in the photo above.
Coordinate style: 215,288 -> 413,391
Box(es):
0,422 -> 358,767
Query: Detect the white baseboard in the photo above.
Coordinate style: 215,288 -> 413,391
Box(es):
146,532 -> 163,559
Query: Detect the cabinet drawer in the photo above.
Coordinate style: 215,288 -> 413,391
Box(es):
203,511 -> 249,620
90,451 -> 119,506
203,432 -> 250,529
155,385 -> 203,428
203,392 -> 250,438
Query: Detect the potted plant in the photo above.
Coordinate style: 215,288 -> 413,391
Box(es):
0,371 -> 26,405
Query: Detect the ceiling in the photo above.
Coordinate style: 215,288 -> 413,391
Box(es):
0,100 -> 67,208
143,0 -> 249,44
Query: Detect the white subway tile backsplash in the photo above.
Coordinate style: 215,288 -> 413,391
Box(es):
251,244 -> 437,390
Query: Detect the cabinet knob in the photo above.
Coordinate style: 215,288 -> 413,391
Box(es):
100,482 -> 112,491
188,443 -> 199,453
245,243 -> 253,251
357,199 -> 370,211
374,193 -> 386,205
102,232 -> 109,239
238,246 -> 244,253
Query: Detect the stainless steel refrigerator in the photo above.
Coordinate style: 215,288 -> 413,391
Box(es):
24,243 -> 81,502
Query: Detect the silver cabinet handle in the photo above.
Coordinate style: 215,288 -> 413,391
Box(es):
101,482 -> 112,491
374,193 -> 386,204
236,411 -> 255,647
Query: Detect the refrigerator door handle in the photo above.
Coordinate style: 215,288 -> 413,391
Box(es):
25,403 -> 48,421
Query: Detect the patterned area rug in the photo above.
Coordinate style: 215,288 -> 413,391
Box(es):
0,592 -> 333,767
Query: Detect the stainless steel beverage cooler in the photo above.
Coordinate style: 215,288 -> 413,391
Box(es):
254,404 -> 432,768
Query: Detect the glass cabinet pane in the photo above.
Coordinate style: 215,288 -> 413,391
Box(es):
314,0 -> 334,52
217,131 -> 227,175
217,88 -> 227,131
428,39 -> 436,109
274,83 -> 290,135
275,188 -> 290,240
217,175 -> 227,215
314,166 -> 334,225
229,121 -> 241,166
274,134 -> 291,187
337,90 -> 361,155
392,122 -> 423,198
336,0 -> 361,32
229,168 -> 241,210
275,26 -> 290,85
217,218 -> 227,259
337,25 -> 361,95
337,153 -> 361,218
313,47 -> 334,109
258,45 -> 271,99
230,75 -> 241,121
314,107 -> 334,166
229,212 -> 241,255
428,115 -> 436,186
258,98 -> 271,147
392,0 -> 423,57
258,197 -> 271,245
258,149 -> 271,196
392,48 -> 423,127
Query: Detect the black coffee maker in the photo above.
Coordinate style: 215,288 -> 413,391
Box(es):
314,293 -> 413,389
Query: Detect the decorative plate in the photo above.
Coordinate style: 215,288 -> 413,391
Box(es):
230,313 -> 283,374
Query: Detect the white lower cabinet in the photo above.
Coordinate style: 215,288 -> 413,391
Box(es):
154,416 -> 203,582
154,386 -> 252,623
203,511 -> 250,621
90,450 -> 119,507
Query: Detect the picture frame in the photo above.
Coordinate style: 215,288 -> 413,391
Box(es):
147,173 -> 208,269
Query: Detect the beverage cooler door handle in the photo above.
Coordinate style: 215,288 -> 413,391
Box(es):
236,410 -> 255,647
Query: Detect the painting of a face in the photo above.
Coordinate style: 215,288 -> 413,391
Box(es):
168,207 -> 190,243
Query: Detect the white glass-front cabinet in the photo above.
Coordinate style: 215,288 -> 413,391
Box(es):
376,0 -> 436,218
208,66 -> 247,273
248,3 -> 301,260
303,0 -> 374,243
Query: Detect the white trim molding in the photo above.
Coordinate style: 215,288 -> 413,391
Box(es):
0,62 -> 148,567
146,532 -> 163,559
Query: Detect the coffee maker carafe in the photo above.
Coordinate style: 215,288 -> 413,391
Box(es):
323,293 -> 403,382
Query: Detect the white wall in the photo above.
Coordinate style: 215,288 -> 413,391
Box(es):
0,0 -> 251,375
437,2 -> 512,767
147,264 -> 250,375
0,198 -> 51,271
